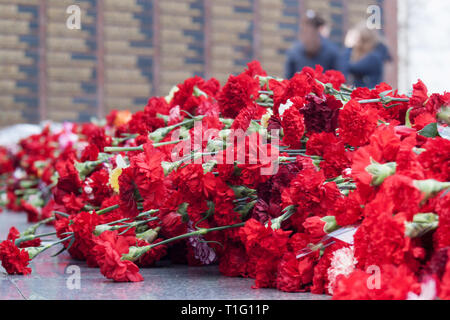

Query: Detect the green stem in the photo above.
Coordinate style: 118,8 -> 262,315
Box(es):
358,97 -> 410,104
95,204 -> 120,215
53,211 -> 70,218
150,222 -> 245,248
22,216 -> 56,236
104,146 -> 144,153
153,139 -> 184,148
34,231 -> 58,238
104,209 -> 158,225
124,222 -> 245,261
257,102 -> 274,108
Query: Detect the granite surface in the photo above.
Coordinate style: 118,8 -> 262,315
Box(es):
0,211 -> 329,300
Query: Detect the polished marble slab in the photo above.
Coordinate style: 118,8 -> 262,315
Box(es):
0,211 -> 329,300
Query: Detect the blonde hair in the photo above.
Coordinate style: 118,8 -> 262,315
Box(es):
351,22 -> 384,62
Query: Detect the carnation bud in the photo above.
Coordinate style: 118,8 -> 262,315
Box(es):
93,224 -> 113,236
268,205 -> 296,230
235,200 -> 257,219
206,139 -> 224,152
193,86 -> 207,98
405,213 -> 439,238
137,227 -> 161,243
75,160 -> 102,180
365,159 -> 397,186
148,127 -> 169,143
202,160 -> 218,173
219,129 -> 231,140
321,216 -> 339,233
303,216 -> 339,242
25,245 -> 51,260
221,119 -> 234,128
231,185 -> 256,199
121,245 -> 151,262
413,179 -> 450,200
161,161 -> 180,175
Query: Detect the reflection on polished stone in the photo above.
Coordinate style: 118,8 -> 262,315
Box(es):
0,211 -> 329,300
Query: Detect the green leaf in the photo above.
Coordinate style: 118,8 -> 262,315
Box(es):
418,123 -> 438,138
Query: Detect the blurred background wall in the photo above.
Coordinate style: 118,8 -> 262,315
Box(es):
0,0 -> 395,127
397,0 -> 450,94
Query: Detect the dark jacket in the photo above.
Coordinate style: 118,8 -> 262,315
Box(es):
338,43 -> 391,88
285,37 -> 340,79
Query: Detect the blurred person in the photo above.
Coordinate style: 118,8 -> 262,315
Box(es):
285,10 -> 340,79
338,22 -> 392,88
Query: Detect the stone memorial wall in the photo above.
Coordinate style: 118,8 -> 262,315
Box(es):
0,0 -> 394,126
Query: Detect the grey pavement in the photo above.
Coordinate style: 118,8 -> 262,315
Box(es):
0,211 -> 329,300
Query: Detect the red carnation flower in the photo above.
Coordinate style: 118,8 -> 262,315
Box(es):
243,60 -> 267,78
218,73 -> 260,118
54,158 -> 82,195
130,143 -> 166,210
172,164 -> 217,204
440,251 -> 450,300
332,191 -> 364,226
418,137 -> 450,182
353,200 -> 419,271
157,210 -> 187,239
0,240 -> 32,275
281,102 -> 305,149
270,71 -> 318,115
282,166 -> 340,231
276,252 -> 303,292
92,230 -> 143,282
231,104 -> 261,131
375,174 -> 423,220
300,94 -> 341,134
434,193 -> 450,250
306,132 -> 339,156
20,200 -> 41,223
409,80 -> 429,117
333,264 -> 420,300
7,227 -> 41,248
240,219 -> 291,288
135,239 -> 167,268
351,125 -> 401,186
339,99 -> 379,147
321,139 -> 352,179
68,211 -> 101,266
303,217 -> 327,243
219,242 -> 248,277
170,76 -> 218,114
118,167 -> 140,218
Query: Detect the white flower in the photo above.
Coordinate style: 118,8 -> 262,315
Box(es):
13,168 -> 26,180
84,186 -> 93,194
407,277 -> 437,300
165,85 -> 180,103
115,154 -> 129,169
279,99 -> 293,120
327,246 -> 358,295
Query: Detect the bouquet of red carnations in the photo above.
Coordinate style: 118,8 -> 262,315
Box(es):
0,61 -> 449,300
